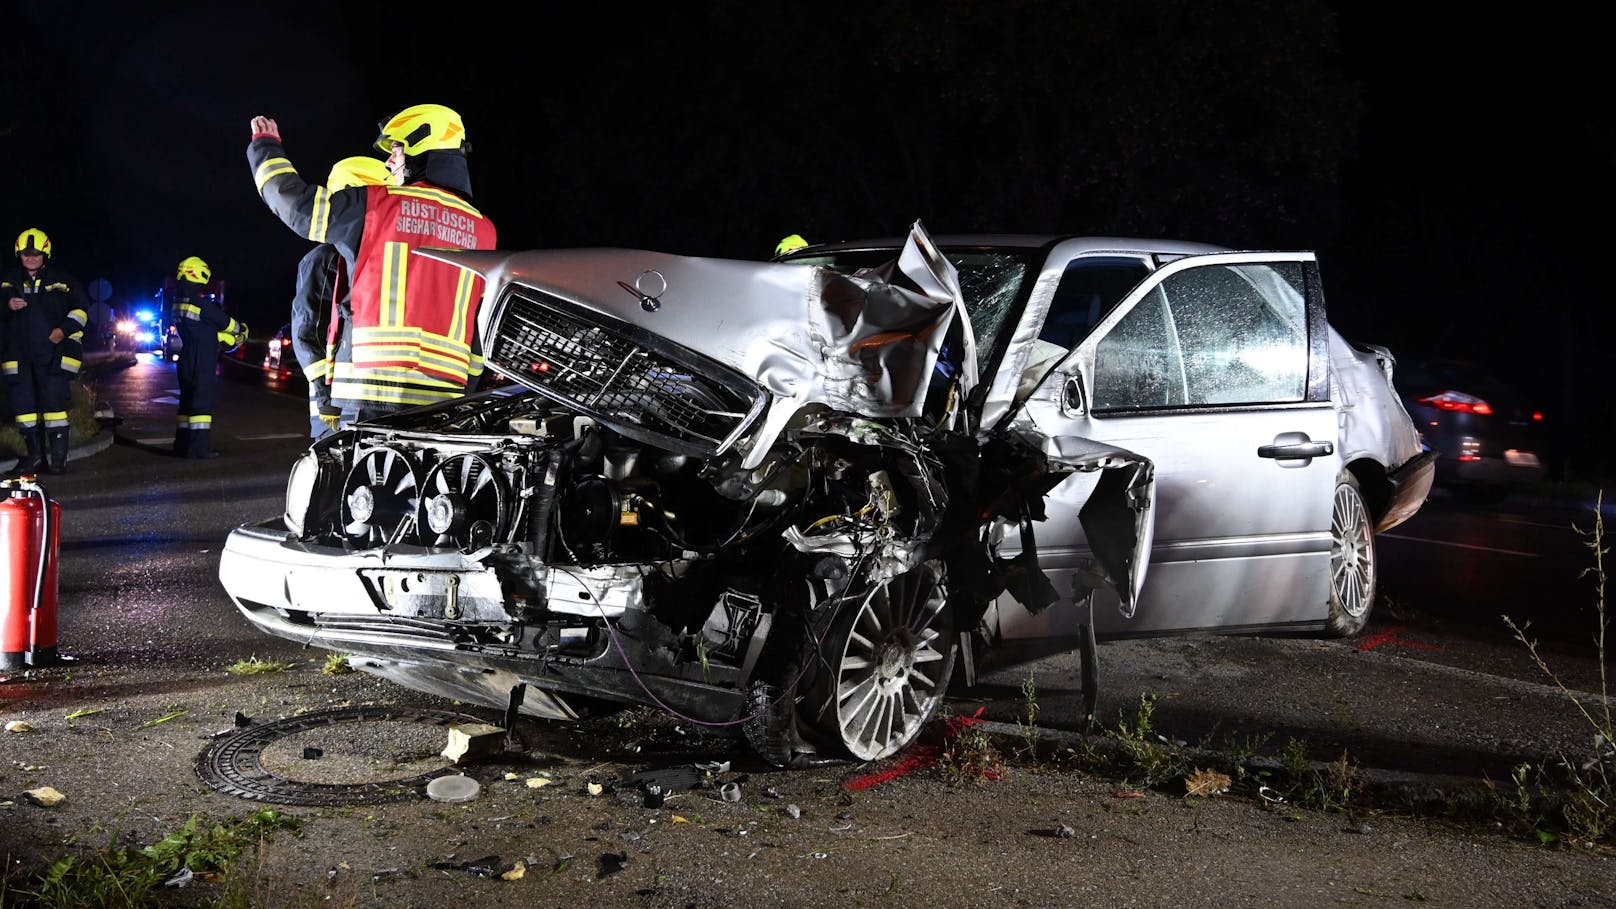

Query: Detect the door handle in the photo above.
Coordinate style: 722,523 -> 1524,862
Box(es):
1257,440 -> 1334,459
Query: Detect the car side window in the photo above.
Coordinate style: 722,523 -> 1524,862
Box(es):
1092,286 -> 1185,409
1093,261 -> 1306,411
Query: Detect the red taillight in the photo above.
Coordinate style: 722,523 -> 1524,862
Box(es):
1418,391 -> 1492,415
1532,411 -> 1543,421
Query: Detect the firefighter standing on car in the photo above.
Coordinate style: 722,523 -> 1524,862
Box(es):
172,256 -> 247,459
246,103 -> 498,426
1,229 -> 89,476
289,156 -> 393,439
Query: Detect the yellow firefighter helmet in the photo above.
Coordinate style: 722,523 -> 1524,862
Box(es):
177,256 -> 211,284
774,234 -> 809,257
15,228 -> 51,258
327,156 -> 392,190
375,103 -> 467,156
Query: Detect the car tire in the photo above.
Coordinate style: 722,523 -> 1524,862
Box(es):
799,559 -> 956,762
1325,471 -> 1377,637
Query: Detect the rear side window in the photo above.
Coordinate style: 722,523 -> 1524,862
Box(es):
1093,262 -> 1307,410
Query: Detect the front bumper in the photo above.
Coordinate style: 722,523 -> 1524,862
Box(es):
217,520 -> 748,721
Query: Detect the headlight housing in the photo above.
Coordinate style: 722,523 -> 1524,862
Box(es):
284,450 -> 320,534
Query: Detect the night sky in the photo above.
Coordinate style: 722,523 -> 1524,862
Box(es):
5,1 -> 1610,477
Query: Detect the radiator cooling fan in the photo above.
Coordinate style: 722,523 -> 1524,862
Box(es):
416,453 -> 509,550
342,446 -> 422,546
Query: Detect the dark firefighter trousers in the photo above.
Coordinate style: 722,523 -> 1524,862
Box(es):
174,329 -> 222,458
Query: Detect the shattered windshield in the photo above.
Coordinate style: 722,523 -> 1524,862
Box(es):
789,248 -> 1039,374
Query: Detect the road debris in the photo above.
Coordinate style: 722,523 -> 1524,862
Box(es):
163,867 -> 194,888
22,786 -> 65,807
137,710 -> 187,729
4,720 -> 32,733
441,722 -> 505,764
425,774 -> 481,804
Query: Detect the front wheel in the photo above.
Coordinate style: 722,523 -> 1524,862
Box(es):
1325,472 -> 1377,637
802,560 -> 956,762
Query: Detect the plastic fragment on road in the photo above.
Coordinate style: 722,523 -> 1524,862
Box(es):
163,868 -> 194,888
23,786 -> 65,807
500,860 -> 526,881
4,721 -> 32,733
441,722 -> 505,764
525,776 -> 553,789
425,774 -> 481,803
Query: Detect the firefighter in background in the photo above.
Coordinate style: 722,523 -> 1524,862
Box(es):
246,103 -> 498,427
773,233 -> 809,259
172,256 -> 247,459
290,155 -> 393,439
1,229 -> 89,476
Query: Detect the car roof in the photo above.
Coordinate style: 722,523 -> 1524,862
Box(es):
788,233 -> 1233,257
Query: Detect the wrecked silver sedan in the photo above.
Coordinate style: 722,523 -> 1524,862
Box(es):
218,223 -> 1431,767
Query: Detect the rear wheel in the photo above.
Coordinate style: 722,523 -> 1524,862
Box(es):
802,560 -> 955,762
1325,472 -> 1377,637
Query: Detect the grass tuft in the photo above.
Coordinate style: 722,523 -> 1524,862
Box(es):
225,656 -> 299,676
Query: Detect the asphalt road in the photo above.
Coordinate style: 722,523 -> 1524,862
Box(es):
0,353 -> 1608,906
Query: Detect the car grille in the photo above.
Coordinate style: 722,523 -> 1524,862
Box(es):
485,285 -> 765,456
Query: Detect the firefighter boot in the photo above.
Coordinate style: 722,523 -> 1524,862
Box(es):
6,428 -> 46,478
46,428 -> 70,475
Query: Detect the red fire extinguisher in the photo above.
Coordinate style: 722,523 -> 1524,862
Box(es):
1,476 -> 60,670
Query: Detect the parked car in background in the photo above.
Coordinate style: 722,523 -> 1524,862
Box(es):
1396,358 -> 1547,498
261,322 -> 303,382
219,224 -> 1433,768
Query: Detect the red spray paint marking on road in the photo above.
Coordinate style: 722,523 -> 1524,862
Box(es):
1356,625 -> 1446,653
843,707 -> 996,791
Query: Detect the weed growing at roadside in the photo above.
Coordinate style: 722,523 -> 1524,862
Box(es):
1106,693 -> 1191,786
1496,490 -> 1615,849
225,656 -> 299,675
938,720 -> 1007,786
1017,672 -> 1042,761
2,809 -> 300,909
1275,739 -> 1360,812
320,652 -> 353,675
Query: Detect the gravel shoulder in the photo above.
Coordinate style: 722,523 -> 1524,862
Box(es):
2,656 -> 1612,908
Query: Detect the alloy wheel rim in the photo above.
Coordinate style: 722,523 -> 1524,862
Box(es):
833,567 -> 948,761
1330,484 -> 1375,619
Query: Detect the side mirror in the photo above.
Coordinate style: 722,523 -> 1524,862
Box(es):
1062,373 -> 1087,415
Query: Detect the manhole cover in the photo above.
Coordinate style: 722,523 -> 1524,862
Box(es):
196,705 -> 504,806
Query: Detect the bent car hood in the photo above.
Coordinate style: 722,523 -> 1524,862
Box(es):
422,222 -> 976,467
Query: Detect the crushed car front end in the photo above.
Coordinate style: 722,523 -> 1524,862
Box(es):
219,225 -> 1155,766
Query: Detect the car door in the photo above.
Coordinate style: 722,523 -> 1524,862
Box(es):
991,251 -> 1340,647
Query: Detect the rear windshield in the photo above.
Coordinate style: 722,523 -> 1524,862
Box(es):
787,247 -> 1040,374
